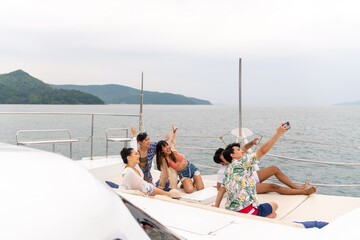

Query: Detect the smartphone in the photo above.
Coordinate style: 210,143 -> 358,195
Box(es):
283,121 -> 291,130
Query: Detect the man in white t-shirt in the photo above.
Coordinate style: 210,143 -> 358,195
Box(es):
213,141 -> 311,194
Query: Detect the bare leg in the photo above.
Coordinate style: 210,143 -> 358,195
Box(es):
150,187 -> 171,197
256,166 -> 309,189
182,178 -> 194,193
193,174 -> 204,191
266,202 -> 278,218
256,183 -> 317,195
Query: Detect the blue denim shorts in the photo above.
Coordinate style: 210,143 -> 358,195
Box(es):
178,162 -> 200,182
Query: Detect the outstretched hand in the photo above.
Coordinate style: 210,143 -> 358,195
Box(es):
172,125 -> 178,133
164,133 -> 170,141
277,124 -> 288,137
131,126 -> 137,138
252,138 -> 260,145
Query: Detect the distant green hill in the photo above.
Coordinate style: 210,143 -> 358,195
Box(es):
51,84 -> 212,105
333,100 -> 360,106
0,70 -> 104,104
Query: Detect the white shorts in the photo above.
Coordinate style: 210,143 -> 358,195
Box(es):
252,171 -> 260,184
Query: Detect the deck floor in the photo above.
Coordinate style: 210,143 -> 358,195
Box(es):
80,156 -> 360,224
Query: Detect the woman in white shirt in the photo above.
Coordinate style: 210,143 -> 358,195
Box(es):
120,147 -> 171,197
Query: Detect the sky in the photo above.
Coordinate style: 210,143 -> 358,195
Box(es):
1,0 -> 359,105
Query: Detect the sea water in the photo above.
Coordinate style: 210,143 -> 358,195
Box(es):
0,104 -> 359,197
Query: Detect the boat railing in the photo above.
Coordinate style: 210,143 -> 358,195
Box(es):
16,129 -> 78,159
151,133 -> 360,188
2,111 -> 360,188
105,128 -> 132,158
0,112 -> 140,160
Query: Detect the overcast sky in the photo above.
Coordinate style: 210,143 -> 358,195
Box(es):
1,0 -> 359,105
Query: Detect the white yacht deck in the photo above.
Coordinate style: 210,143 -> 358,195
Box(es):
79,156 -> 360,226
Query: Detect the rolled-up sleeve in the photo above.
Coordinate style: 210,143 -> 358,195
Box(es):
130,137 -> 137,150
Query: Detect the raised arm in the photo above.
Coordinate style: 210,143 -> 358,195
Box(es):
130,126 -> 138,150
169,125 -> 178,151
256,124 -> 287,160
241,138 -> 259,153
164,133 -> 170,142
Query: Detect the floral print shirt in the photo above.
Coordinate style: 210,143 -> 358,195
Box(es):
223,153 -> 259,212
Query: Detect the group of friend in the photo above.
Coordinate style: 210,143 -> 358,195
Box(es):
119,123 -> 316,218
119,125 -> 204,198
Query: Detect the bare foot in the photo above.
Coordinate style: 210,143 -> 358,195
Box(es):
297,181 -> 310,189
304,186 -> 317,195
266,212 -> 277,218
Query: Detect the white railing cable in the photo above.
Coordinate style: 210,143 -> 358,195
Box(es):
151,131 -> 360,150
193,163 -> 219,170
267,153 -> 360,166
176,146 -> 360,166
253,131 -> 360,150
268,178 -> 360,188
177,147 -> 218,150
150,134 -> 219,139
194,165 -> 360,187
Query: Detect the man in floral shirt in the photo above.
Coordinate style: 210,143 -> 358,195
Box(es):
222,150 -> 262,212
214,123 -> 309,217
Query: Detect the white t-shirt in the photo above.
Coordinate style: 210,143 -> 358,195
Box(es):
217,165 -> 227,184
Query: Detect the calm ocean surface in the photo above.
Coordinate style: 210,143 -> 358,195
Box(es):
1,104 -> 359,197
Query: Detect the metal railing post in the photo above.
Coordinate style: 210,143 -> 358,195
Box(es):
90,114 -> 94,160
238,58 -> 242,143
139,72 -> 144,132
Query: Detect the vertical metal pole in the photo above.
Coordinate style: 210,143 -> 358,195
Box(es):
106,139 -> 108,158
139,72 -> 144,133
238,58 -> 242,142
90,114 -> 94,160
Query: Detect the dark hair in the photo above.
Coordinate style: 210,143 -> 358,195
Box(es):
222,143 -> 240,163
120,147 -> 134,164
213,148 -> 224,164
155,140 -> 177,171
137,132 -> 148,142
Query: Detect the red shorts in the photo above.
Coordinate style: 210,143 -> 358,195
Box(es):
237,205 -> 258,215
237,203 -> 273,217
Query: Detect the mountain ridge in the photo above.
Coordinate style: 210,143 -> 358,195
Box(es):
0,70 -> 104,104
333,100 -> 360,106
0,70 -> 212,105
51,84 -> 212,105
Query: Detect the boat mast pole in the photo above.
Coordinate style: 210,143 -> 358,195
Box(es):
139,72 -> 144,133
238,58 -> 242,143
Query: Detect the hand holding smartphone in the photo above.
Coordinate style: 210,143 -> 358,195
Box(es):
283,121 -> 291,130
